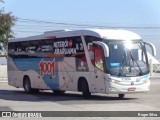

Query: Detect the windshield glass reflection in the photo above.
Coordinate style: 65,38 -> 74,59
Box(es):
103,40 -> 149,77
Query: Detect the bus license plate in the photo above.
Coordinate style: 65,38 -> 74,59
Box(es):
128,87 -> 136,91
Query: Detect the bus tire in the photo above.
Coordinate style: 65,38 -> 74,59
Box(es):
53,90 -> 65,95
82,80 -> 91,98
23,77 -> 39,94
118,94 -> 125,99
23,77 -> 32,94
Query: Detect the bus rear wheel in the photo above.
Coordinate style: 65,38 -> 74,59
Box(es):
23,77 -> 32,93
53,90 -> 65,95
118,94 -> 125,99
23,77 -> 39,94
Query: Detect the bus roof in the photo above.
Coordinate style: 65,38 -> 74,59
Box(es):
9,29 -> 141,42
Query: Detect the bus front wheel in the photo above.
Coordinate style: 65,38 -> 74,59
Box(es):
82,80 -> 91,98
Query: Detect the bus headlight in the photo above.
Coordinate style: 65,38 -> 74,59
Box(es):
109,78 -> 120,84
111,79 -> 116,83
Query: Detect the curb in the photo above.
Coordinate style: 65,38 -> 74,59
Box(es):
150,77 -> 160,79
0,81 -> 8,83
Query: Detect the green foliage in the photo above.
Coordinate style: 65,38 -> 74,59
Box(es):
0,2 -> 16,50
0,0 -> 4,3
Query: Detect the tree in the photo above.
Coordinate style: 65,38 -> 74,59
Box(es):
0,0 -> 4,3
0,1 -> 16,51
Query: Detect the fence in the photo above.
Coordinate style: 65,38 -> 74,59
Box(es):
150,59 -> 160,77
0,65 -> 7,81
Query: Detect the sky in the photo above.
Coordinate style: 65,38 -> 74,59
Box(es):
0,0 -> 160,63
0,0 -> 160,37
3,0 -> 160,23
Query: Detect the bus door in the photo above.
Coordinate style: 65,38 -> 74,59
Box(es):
90,43 -> 107,93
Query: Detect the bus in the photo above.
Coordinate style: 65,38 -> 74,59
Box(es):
7,29 -> 156,98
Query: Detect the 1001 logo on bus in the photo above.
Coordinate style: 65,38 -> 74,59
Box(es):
39,59 -> 55,77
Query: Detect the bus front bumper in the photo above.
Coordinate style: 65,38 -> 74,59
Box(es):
105,80 -> 150,94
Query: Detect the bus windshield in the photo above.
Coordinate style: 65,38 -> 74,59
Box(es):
103,40 -> 149,77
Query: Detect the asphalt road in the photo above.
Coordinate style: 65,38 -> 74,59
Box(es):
0,78 -> 160,120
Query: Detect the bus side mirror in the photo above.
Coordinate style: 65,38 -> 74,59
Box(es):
93,41 -> 109,57
144,42 -> 156,57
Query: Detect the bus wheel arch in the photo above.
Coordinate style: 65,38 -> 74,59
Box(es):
78,77 -> 91,98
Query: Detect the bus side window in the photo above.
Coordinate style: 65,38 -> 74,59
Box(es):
93,44 -> 105,71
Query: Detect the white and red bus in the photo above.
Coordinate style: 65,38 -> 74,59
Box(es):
7,29 -> 156,98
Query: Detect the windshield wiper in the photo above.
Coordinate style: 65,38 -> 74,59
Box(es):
119,50 -> 143,76
118,52 -> 127,76
130,51 -> 143,76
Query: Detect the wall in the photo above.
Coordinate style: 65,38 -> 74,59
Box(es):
0,65 -> 7,80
